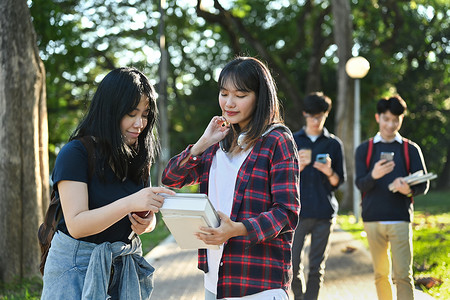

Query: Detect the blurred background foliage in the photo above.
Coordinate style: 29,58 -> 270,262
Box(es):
28,0 -> 449,192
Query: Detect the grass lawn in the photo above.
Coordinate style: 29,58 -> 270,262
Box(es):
338,189 -> 450,300
0,277 -> 42,300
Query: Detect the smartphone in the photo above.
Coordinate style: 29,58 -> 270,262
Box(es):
316,153 -> 329,164
380,152 -> 394,162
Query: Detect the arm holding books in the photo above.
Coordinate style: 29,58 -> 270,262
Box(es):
388,171 -> 437,193
388,142 -> 432,195
389,177 -> 413,195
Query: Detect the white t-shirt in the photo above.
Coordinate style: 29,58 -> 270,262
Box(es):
307,133 -> 319,142
204,147 -> 250,294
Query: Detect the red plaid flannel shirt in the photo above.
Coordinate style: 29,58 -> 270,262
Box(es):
162,127 -> 300,298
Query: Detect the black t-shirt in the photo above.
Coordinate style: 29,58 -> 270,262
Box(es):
52,140 -> 144,244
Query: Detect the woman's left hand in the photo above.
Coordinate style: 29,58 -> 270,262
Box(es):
128,211 -> 156,235
195,211 -> 247,245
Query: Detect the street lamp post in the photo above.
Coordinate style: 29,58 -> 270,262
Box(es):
345,56 -> 370,223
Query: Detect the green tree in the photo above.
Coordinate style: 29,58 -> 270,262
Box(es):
352,0 -> 450,189
30,0 -> 449,198
30,0 -> 163,169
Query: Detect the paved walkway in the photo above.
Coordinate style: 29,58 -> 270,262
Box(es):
145,227 -> 435,300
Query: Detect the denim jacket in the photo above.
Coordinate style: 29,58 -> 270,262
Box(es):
41,231 -> 154,300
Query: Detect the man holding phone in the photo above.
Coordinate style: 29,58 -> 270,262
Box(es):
292,92 -> 346,300
355,95 -> 429,300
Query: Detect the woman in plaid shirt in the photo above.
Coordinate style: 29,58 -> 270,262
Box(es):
162,57 -> 300,299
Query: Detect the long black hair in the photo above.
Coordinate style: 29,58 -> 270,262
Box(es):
70,67 -> 158,184
218,57 -> 283,153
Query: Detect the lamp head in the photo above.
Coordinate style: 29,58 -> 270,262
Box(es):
345,56 -> 370,79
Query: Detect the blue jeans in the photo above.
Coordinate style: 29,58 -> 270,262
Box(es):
291,218 -> 334,300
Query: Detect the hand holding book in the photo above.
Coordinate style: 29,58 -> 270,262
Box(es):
127,186 -> 175,240
159,193 -> 221,249
195,211 -> 248,246
389,170 -> 437,193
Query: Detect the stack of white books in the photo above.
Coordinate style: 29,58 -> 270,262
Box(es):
160,193 -> 220,250
389,170 -> 437,192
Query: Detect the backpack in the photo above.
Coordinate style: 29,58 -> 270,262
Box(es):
38,136 -> 95,275
364,137 -> 412,201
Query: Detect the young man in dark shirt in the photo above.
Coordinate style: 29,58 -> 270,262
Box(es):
291,92 -> 346,300
355,95 -> 429,300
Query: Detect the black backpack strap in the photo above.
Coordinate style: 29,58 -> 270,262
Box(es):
38,190 -> 60,243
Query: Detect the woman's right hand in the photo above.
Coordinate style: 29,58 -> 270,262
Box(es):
191,116 -> 230,156
130,186 -> 175,213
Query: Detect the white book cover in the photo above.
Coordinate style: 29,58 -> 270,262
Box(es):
160,193 -> 220,249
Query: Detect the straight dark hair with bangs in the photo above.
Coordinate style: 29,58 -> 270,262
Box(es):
218,57 -> 283,152
303,92 -> 332,114
70,67 -> 158,184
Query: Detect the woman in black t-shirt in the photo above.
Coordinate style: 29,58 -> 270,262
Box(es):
41,67 -> 174,299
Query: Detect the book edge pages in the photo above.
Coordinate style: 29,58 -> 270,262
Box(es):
160,193 -> 220,250
160,193 -> 220,224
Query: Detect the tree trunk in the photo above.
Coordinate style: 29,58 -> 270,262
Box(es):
331,0 -> 354,211
0,0 -> 49,281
